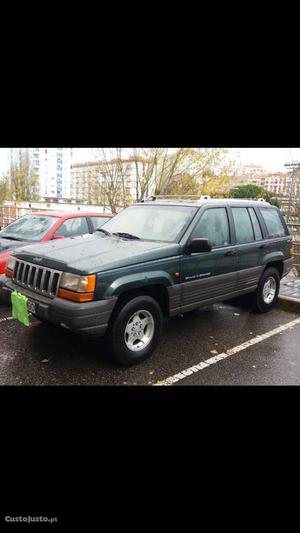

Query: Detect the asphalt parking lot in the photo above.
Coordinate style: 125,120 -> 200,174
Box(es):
1,297 -> 300,386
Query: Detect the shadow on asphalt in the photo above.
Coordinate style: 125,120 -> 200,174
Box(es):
24,306 -> 226,370
27,321 -> 115,368
25,300 -> 253,370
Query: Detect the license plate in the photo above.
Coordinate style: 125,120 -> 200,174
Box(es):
28,300 -> 36,315
11,291 -> 30,327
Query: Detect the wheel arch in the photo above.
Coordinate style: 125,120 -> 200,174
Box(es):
108,283 -> 171,319
263,260 -> 284,278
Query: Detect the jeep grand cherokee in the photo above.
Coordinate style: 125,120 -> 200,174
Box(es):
0,199 -> 293,365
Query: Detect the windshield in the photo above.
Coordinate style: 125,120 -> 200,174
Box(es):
0,214 -> 59,242
102,205 -> 197,242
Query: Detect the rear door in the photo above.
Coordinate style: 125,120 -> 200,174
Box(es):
180,206 -> 238,311
229,206 -> 264,291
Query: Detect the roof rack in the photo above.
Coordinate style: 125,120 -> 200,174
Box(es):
141,194 -> 211,203
139,196 -> 271,206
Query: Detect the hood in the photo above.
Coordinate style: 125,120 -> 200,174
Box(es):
0,237 -> 34,255
13,233 -> 181,275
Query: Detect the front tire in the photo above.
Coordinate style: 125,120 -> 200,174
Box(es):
107,295 -> 163,365
252,267 -> 280,313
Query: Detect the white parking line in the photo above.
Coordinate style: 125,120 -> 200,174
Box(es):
154,316 -> 300,386
0,316 -> 14,324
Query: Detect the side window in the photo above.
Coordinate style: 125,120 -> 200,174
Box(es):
90,216 -> 111,231
259,207 -> 287,238
54,217 -> 89,238
232,207 -> 255,243
192,208 -> 230,247
248,208 -> 262,240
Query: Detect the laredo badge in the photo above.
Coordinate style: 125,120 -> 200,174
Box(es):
11,291 -> 30,327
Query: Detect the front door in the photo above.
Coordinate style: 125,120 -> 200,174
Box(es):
180,206 -> 237,312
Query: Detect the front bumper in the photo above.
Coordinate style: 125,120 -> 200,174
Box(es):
0,275 -> 117,337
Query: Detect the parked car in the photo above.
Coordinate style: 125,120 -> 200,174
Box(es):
0,199 -> 293,365
0,211 -> 113,274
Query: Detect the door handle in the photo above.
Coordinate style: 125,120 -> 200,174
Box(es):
259,244 -> 268,249
224,250 -> 237,256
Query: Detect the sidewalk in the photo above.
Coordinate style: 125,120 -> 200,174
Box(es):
278,270 -> 300,310
280,271 -> 300,299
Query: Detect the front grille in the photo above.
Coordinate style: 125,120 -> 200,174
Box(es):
13,259 -> 62,298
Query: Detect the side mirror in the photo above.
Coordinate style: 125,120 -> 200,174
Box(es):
52,235 -> 65,240
187,238 -> 212,254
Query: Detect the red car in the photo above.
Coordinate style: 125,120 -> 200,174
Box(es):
0,211 -> 113,275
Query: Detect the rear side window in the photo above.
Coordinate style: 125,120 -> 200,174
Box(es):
259,207 -> 286,238
232,208 -> 254,243
90,216 -> 112,231
248,208 -> 263,240
192,208 -> 230,247
54,217 -> 89,238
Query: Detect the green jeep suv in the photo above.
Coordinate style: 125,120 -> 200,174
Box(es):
0,199 -> 294,365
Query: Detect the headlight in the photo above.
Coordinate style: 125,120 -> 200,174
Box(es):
6,256 -> 16,272
60,273 -> 96,293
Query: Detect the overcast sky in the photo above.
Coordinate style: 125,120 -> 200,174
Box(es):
1,147 -> 300,176
232,148 -> 300,171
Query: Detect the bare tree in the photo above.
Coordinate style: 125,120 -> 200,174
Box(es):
9,152 -> 39,202
127,148 -> 188,199
131,148 -> 159,201
0,175 -> 10,206
90,149 -> 132,213
130,148 -> 237,198
81,147 -> 238,209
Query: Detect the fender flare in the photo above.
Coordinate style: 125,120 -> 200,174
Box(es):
104,270 -> 174,298
262,251 -> 285,267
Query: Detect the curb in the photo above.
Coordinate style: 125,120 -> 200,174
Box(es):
277,295 -> 300,313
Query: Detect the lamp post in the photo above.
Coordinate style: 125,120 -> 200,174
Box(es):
284,162 -> 300,222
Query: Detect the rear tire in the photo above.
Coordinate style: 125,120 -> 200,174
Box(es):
252,267 -> 280,313
107,295 -> 163,365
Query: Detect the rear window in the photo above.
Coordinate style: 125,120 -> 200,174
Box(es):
90,216 -> 112,231
259,207 -> 287,238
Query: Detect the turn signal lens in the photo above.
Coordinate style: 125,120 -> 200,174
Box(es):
5,256 -> 16,278
5,267 -> 13,278
57,288 -> 94,302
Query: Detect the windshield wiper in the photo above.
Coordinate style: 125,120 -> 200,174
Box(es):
112,232 -> 140,240
96,228 -> 111,236
0,236 -> 24,241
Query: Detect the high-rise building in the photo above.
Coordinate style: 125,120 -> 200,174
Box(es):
9,148 -> 73,199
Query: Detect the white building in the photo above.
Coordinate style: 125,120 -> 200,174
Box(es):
233,163 -> 299,197
234,164 -> 268,187
237,164 -> 268,176
9,148 -> 73,200
71,156 -> 152,203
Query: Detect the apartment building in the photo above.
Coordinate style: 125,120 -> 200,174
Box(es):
239,164 -> 267,175
71,156 -> 152,203
234,164 -> 268,187
261,173 -> 290,196
9,148 -> 73,200
234,164 -> 300,197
